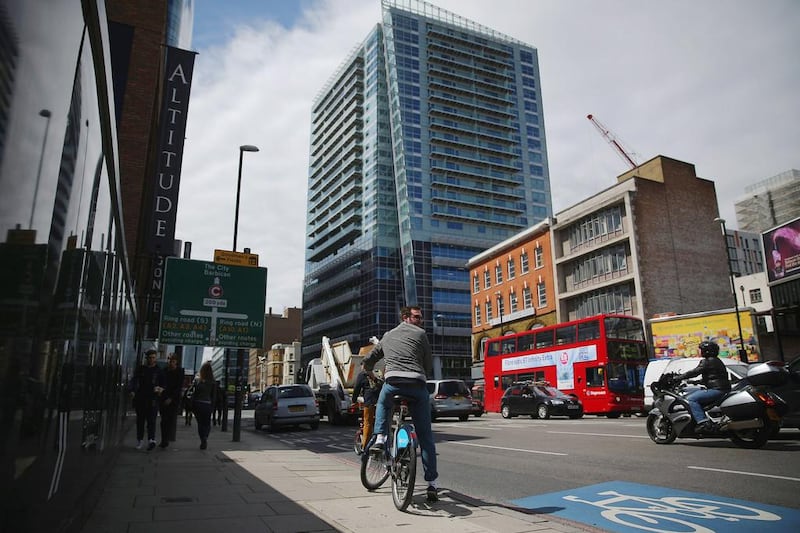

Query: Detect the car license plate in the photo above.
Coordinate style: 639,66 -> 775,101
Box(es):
289,405 -> 305,413
567,405 -> 579,409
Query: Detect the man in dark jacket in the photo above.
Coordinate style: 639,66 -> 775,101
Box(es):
675,341 -> 731,432
352,362 -> 382,449
159,354 -> 183,448
130,349 -> 166,450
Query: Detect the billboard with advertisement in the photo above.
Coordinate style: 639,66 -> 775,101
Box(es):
649,309 -> 759,363
762,216 -> 800,284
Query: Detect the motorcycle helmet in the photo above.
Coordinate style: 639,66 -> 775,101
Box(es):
698,341 -> 720,358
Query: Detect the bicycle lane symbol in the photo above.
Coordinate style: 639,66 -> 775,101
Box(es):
511,481 -> 800,533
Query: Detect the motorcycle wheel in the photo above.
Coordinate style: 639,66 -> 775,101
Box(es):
729,418 -> 773,449
646,412 -> 676,444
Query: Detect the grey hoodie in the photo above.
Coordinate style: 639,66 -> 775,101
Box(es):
363,321 -> 432,383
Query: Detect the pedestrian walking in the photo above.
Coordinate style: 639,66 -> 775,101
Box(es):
158,354 -> 183,448
191,362 -> 217,450
129,349 -> 166,451
212,381 -> 225,426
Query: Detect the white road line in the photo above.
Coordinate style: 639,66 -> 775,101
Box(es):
688,466 -> 800,482
447,441 -> 567,456
547,430 -> 650,439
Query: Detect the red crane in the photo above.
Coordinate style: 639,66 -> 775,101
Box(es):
586,114 -> 639,169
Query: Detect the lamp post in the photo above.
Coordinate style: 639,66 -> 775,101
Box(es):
714,218 -> 747,362
29,109 -> 52,229
233,144 -> 260,252
229,144 -> 259,441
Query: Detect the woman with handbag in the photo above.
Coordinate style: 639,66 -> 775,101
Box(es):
191,362 -> 217,449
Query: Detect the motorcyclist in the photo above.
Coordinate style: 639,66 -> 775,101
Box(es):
674,340 -> 731,432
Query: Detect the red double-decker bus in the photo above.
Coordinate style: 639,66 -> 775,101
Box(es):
483,314 -> 649,417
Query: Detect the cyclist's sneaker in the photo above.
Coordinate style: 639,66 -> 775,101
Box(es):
426,485 -> 438,502
372,434 -> 386,451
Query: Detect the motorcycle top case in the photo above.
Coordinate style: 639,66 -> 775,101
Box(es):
745,361 -> 789,386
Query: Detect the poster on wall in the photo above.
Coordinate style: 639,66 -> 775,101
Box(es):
762,216 -> 800,284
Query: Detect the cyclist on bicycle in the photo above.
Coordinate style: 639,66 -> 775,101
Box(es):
352,362 -> 382,449
363,305 -> 439,503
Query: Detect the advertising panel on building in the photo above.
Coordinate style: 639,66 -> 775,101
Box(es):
762,216 -> 800,284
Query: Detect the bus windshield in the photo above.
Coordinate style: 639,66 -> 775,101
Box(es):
604,316 -> 645,341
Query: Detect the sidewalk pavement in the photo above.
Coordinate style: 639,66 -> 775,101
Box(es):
81,414 -> 601,533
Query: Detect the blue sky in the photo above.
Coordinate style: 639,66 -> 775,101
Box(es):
177,0 -> 800,312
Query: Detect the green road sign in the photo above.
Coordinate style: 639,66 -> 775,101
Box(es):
159,258 -> 267,348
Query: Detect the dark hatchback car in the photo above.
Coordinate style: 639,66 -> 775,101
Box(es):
501,382 -> 584,419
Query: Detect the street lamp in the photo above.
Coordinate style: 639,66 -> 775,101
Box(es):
233,144 -> 260,252
714,217 -> 747,361
229,144 -> 259,441
29,109 -> 52,229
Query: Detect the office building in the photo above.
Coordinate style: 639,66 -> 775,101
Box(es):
302,0 -> 552,379
735,169 -> 800,233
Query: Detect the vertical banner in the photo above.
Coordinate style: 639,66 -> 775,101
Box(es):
144,45 -> 197,339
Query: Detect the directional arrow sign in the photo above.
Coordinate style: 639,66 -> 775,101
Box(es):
159,258 -> 267,348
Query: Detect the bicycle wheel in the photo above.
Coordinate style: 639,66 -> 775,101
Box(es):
360,445 -> 390,490
391,426 -> 417,511
353,428 -> 363,455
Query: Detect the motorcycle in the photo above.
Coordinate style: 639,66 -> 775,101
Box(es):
646,361 -> 789,449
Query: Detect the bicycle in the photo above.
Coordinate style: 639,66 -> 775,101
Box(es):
359,394 -> 418,511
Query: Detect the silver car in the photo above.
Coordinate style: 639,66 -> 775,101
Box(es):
427,379 -> 472,421
254,384 -> 320,431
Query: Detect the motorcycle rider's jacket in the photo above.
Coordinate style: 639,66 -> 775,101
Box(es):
676,356 -> 731,391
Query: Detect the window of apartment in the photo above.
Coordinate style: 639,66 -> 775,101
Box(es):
507,258 -> 516,279
509,291 -> 518,313
535,246 -> 543,269
537,282 -> 547,307
474,303 -> 481,326
485,301 -> 493,321
523,287 -> 533,309
495,264 -> 503,284
473,274 -> 479,293
520,251 -> 529,274
749,288 -> 762,304
484,269 -> 491,289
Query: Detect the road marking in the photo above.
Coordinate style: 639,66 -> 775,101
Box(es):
688,466 -> 800,482
547,430 -> 650,439
447,441 -> 567,456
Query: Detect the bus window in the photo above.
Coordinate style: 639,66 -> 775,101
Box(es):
518,333 -> 535,352
607,340 -> 648,362
605,316 -> 645,341
577,320 -> 600,341
607,363 -> 640,394
501,375 -> 515,390
585,366 -> 604,387
501,338 -> 517,354
518,371 -> 544,382
535,330 -> 554,348
555,325 -> 576,345
487,341 -> 501,356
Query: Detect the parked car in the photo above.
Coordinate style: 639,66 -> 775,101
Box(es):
254,384 -> 320,431
642,357 -> 750,412
426,379 -> 472,421
500,381 -> 584,419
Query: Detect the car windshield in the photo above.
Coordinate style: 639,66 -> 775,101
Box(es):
279,386 -> 310,399
536,386 -> 568,398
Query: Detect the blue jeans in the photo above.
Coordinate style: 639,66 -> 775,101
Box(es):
374,382 -> 438,483
686,388 -> 724,424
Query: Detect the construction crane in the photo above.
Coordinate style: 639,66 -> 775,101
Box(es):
586,114 -> 639,169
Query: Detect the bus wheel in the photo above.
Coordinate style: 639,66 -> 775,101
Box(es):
501,405 -> 511,419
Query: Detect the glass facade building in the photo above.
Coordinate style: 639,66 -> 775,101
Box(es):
302,0 -> 551,378
0,1 -> 193,531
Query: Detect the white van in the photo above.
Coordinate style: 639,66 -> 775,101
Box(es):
642,357 -> 750,412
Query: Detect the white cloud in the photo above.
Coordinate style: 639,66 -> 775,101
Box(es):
177,0 -> 800,312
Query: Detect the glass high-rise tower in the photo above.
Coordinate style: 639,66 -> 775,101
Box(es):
302,0 -> 551,378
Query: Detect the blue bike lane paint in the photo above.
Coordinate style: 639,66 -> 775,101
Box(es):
511,481 -> 800,533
